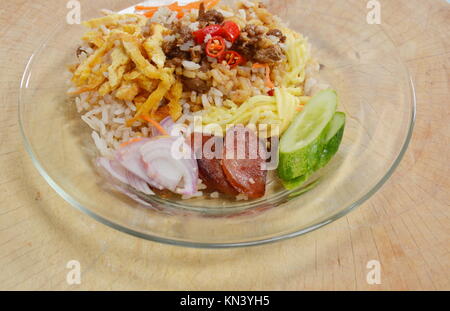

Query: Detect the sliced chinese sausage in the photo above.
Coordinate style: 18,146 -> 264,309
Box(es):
199,161 -> 239,196
222,126 -> 267,199
189,133 -> 239,196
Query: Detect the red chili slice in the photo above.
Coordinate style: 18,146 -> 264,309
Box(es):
222,126 -> 267,199
206,36 -> 226,58
189,133 -> 238,196
193,24 -> 223,44
221,21 -> 240,43
220,50 -> 244,68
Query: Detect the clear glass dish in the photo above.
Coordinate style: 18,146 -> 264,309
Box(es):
19,0 -> 415,248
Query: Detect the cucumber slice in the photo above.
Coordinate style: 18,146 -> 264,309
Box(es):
280,112 -> 346,190
281,174 -> 308,190
279,112 -> 346,190
278,89 -> 337,180
317,112 -> 346,169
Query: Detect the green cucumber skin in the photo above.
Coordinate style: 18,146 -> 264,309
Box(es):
278,128 -> 328,180
277,90 -> 343,184
281,174 -> 308,190
279,112 -> 346,188
317,113 -> 346,169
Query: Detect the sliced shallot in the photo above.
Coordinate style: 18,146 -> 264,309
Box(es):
159,116 -> 176,135
96,157 -> 154,195
140,137 -> 198,196
114,138 -> 164,190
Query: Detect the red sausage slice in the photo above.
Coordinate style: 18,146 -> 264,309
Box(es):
222,126 -> 267,199
189,133 -> 239,196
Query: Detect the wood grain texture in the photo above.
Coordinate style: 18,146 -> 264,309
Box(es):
0,0 -> 449,290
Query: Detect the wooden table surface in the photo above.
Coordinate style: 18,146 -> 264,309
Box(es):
0,0 -> 449,290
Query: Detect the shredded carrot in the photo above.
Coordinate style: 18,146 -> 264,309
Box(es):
135,5 -> 158,10
143,10 -> 157,18
295,103 -> 306,112
252,63 -> 265,69
169,1 -> 200,10
136,0 -> 221,19
120,137 -> 145,148
172,10 -> 185,19
140,115 -> 169,136
189,1 -> 204,9
253,63 -> 274,89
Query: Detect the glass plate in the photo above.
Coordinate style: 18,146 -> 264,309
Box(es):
19,0 -> 415,247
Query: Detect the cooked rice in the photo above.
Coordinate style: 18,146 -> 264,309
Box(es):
68,0 -> 322,201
